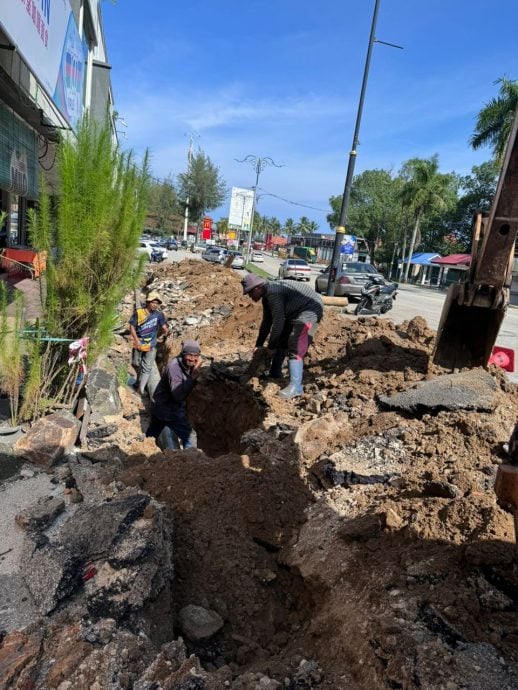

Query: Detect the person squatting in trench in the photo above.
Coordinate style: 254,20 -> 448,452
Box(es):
129,291 -> 169,396
146,339 -> 202,450
242,273 -> 323,399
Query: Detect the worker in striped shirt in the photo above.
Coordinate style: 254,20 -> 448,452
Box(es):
241,274 -> 323,399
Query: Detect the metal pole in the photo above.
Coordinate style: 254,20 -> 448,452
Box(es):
183,135 -> 193,243
326,0 -> 381,296
246,161 -> 261,264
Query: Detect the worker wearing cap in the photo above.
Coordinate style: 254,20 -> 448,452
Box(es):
129,291 -> 169,395
241,274 -> 323,399
146,339 -> 202,450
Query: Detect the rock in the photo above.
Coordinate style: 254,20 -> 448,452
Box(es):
86,424 -> 117,439
14,412 -> 81,469
178,604 -> 224,641
85,364 -> 121,416
15,496 -> 65,531
378,369 -> 497,413
58,494 -> 151,559
421,480 -> 459,499
294,413 -> 352,463
339,513 -> 384,542
306,398 -> 322,414
0,628 -> 44,689
20,535 -> 81,614
184,316 -> 199,325
384,508 -> 403,530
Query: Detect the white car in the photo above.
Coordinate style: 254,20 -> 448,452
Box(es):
252,252 -> 264,263
228,251 -> 245,269
137,242 -> 166,261
278,259 -> 311,281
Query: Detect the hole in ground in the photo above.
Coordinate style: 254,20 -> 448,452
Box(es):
187,379 -> 266,457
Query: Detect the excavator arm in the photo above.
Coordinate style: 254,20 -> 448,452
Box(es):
433,107 -> 518,369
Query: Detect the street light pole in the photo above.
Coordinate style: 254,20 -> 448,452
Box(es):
235,156 -> 284,263
326,0 -> 401,295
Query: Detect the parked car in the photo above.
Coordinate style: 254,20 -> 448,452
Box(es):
251,252 -> 264,263
137,241 -> 167,261
227,251 -> 245,269
202,246 -> 226,262
315,261 -> 385,298
278,258 -> 312,281
166,239 -> 178,250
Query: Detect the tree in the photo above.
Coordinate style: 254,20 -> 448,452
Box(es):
24,117 -> 150,419
399,155 -> 456,281
177,151 -> 227,224
470,77 -> 518,161
283,218 -> 296,235
147,175 -> 180,233
296,216 -> 319,235
441,160 -> 499,250
328,169 -> 413,263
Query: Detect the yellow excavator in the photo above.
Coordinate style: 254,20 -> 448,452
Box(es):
433,106 -> 518,369
432,107 -> 518,543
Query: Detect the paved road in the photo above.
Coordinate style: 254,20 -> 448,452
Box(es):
163,248 -> 518,381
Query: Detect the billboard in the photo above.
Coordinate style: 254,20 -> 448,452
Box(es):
228,187 -> 254,230
2,0 -> 86,129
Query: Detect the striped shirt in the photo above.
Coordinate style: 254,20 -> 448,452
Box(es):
256,280 -> 324,349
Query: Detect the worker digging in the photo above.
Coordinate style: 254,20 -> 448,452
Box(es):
128,291 -> 169,396
241,273 -> 323,399
145,338 -> 203,450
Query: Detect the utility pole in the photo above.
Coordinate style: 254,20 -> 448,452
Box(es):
326,0 -> 402,295
235,155 -> 284,263
183,133 -> 194,244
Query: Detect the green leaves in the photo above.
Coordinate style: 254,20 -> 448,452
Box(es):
177,151 -> 227,224
470,77 -> 518,162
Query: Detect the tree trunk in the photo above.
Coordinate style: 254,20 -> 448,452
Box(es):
402,212 -> 421,283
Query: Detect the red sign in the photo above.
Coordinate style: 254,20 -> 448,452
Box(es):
202,217 -> 213,232
202,229 -> 211,240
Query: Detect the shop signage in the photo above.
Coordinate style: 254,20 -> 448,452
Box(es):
3,0 -> 87,128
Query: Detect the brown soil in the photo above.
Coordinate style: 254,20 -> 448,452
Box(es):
61,261 -> 518,686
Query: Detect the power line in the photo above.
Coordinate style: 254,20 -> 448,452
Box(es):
257,188 -> 330,213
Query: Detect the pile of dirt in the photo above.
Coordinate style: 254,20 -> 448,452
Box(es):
4,259 -> 518,689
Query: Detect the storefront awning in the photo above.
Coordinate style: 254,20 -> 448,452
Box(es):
431,254 -> 471,266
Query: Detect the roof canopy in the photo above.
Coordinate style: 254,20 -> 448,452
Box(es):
405,252 -> 441,265
431,254 -> 471,266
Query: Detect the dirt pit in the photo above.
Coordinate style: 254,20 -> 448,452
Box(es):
188,379 -> 266,457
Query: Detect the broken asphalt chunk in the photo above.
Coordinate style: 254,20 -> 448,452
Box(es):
378,370 -> 498,414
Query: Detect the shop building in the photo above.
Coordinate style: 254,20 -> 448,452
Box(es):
0,0 -> 116,249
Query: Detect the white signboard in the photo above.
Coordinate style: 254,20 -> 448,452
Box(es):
229,187 -> 254,230
2,0 -> 86,128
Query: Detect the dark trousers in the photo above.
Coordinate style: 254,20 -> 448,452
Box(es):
146,406 -> 195,449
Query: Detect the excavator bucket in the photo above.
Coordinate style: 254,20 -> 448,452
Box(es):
433,284 -> 507,369
433,106 -> 518,370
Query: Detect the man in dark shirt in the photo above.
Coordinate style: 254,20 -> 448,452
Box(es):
129,291 -> 169,395
146,339 -> 202,450
241,274 -> 323,399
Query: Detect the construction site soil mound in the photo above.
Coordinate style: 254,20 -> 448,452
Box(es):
4,259 -> 518,689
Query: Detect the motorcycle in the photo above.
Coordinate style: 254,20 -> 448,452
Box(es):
150,248 -> 165,263
354,277 -> 398,316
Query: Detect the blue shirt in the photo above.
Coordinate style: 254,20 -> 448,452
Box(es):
129,308 -> 167,350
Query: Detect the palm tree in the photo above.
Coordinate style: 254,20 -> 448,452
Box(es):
297,216 -> 312,235
399,155 -> 454,282
284,218 -> 296,236
471,77 -> 518,162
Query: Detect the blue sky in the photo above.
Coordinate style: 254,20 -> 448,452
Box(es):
102,0 -> 518,231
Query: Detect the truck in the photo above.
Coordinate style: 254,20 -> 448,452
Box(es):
291,246 -> 317,264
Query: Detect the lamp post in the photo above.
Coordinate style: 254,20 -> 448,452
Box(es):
326,0 -> 402,295
235,156 -> 284,263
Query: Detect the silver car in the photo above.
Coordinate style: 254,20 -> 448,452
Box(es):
315,261 -> 385,298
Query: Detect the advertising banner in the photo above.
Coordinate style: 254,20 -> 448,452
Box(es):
3,0 -> 86,129
229,187 -> 254,230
